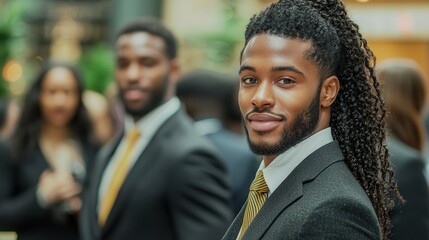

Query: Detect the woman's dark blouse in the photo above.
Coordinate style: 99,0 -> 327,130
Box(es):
0,140 -> 96,240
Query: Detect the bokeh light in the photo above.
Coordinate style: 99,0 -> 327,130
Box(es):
2,60 -> 23,82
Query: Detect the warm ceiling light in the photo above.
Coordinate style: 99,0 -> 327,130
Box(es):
356,0 -> 370,2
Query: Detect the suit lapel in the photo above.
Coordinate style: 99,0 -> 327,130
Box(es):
88,133 -> 123,238
242,141 -> 345,240
101,136 -> 160,232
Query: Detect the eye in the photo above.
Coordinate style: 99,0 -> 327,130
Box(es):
242,77 -> 258,85
139,58 -> 157,67
117,59 -> 129,69
276,77 -> 295,85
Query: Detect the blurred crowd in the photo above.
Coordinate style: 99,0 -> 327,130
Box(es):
0,18 -> 260,240
0,15 -> 429,240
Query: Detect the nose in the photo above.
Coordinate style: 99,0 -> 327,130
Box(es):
126,63 -> 140,82
52,92 -> 68,106
251,80 -> 274,108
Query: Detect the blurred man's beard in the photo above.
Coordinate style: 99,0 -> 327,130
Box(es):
119,75 -> 169,119
243,91 -> 320,156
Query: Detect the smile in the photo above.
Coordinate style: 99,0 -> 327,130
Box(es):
247,113 -> 284,132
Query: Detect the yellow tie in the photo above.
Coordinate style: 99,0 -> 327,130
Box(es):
98,129 -> 141,226
239,170 -> 269,239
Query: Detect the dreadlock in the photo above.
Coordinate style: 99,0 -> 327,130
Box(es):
242,0 -> 401,239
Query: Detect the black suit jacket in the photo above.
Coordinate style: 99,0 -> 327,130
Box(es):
0,140 -> 96,240
388,138 -> 429,240
222,141 -> 380,240
204,128 -> 259,215
80,109 -> 233,240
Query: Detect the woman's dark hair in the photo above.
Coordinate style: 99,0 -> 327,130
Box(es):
377,59 -> 427,152
0,98 -> 9,130
243,0 -> 401,238
11,61 -> 93,157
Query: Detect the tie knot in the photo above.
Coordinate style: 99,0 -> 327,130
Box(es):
249,170 -> 269,193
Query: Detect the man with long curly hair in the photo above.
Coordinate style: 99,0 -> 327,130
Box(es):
222,0 -> 401,239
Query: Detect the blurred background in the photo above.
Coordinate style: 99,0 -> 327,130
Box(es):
0,0 -> 428,98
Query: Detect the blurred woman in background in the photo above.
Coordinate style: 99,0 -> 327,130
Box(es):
0,61 -> 97,240
378,58 -> 429,240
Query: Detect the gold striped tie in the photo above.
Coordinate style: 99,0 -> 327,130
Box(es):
98,128 -> 141,226
239,170 -> 269,239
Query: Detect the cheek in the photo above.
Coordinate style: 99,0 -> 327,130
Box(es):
39,95 -> 53,113
66,96 -> 80,114
238,89 -> 251,111
274,88 -> 309,113
115,71 -> 126,86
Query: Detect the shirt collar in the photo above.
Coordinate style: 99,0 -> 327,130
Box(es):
124,97 -> 181,135
259,127 -> 334,194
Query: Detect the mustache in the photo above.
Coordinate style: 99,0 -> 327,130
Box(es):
244,107 -> 286,120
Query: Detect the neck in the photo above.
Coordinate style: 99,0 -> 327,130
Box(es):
40,123 -> 70,143
132,116 -> 143,123
263,155 -> 277,167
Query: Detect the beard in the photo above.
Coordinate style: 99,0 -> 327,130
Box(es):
119,74 -> 169,119
243,90 -> 320,156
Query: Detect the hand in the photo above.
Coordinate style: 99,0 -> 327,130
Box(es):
37,170 -> 81,206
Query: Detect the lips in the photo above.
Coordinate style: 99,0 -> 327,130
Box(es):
247,113 -> 284,132
124,89 -> 145,101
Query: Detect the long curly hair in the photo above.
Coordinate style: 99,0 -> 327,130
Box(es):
242,0 -> 401,238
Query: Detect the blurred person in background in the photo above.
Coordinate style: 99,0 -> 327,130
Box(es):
0,98 -> 20,140
79,18 -> 232,240
223,75 -> 246,135
177,69 -> 260,215
377,58 -> 429,240
0,61 -> 97,240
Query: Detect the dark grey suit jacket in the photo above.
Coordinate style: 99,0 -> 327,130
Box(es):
222,141 -> 380,240
389,138 -> 429,240
80,109 -> 233,240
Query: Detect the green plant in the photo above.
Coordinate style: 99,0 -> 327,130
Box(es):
78,43 -> 114,94
0,0 -> 28,96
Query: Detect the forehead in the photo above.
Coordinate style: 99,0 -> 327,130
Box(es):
116,32 -> 166,56
242,34 -> 313,64
241,34 -> 321,78
43,67 -> 77,88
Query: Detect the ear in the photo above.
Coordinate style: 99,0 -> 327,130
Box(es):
169,59 -> 181,83
320,76 -> 340,108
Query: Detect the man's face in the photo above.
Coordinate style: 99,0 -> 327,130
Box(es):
115,32 -> 174,118
239,34 -> 323,160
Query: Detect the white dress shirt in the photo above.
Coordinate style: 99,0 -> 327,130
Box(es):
97,97 -> 181,211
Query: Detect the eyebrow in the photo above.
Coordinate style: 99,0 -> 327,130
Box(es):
239,65 -> 304,77
271,66 -> 304,76
239,65 -> 256,74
